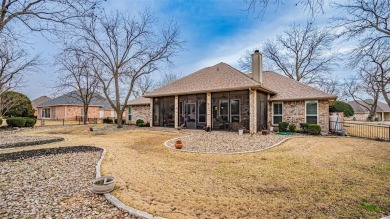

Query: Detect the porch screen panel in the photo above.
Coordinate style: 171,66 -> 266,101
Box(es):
153,97 -> 174,127
257,91 -> 268,130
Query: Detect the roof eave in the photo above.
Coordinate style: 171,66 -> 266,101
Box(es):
143,85 -> 275,97
269,96 -> 337,102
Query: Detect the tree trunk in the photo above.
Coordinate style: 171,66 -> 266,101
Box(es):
116,109 -> 123,128
83,107 -> 88,124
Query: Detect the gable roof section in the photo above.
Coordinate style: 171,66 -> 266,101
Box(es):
37,91 -> 113,110
144,62 -> 274,97
348,100 -> 390,113
260,71 -> 337,101
31,96 -> 51,109
127,96 -> 150,106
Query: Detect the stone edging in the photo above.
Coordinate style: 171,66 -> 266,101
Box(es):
163,132 -> 300,155
94,146 -> 166,219
0,137 -> 65,149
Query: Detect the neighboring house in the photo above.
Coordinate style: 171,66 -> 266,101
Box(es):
347,100 -> 390,121
139,51 -> 336,133
126,96 -> 150,124
36,91 -> 114,120
31,96 -> 52,117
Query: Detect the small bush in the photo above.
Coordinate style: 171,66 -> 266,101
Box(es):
374,117 -> 379,121
103,118 -> 113,124
278,122 -> 289,132
6,117 -> 26,127
308,124 -> 321,135
289,124 -> 297,132
300,123 -> 309,133
136,119 -> 144,126
25,118 -> 37,127
114,119 -> 125,124
329,101 -> 354,117
137,122 -> 144,127
0,118 -> 2,126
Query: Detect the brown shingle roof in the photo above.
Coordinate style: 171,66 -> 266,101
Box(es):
260,71 -> 337,101
127,96 -> 150,106
31,96 -> 51,109
144,62 -> 337,101
144,63 -> 274,97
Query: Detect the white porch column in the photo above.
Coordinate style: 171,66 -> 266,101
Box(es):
174,95 -> 179,128
249,89 -> 258,134
382,112 -> 385,121
149,98 -> 153,127
206,92 -> 212,128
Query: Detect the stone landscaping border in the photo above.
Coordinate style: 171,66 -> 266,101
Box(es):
0,137 -> 65,149
0,146 -> 101,162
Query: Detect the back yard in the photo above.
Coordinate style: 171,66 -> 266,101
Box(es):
1,126 -> 390,218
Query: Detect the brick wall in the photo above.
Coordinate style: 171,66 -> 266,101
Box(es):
37,105 -> 103,120
268,100 -> 330,132
128,105 -> 150,124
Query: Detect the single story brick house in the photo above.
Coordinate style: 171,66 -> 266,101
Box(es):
31,96 -> 52,117
347,100 -> 390,121
36,91 -> 114,120
130,51 -> 336,133
126,96 -> 150,124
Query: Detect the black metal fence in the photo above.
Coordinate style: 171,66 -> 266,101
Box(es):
39,117 -> 99,126
330,121 -> 390,141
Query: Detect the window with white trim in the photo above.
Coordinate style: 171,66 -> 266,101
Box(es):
41,108 -> 50,119
128,106 -> 133,121
273,102 -> 282,125
306,101 -> 318,124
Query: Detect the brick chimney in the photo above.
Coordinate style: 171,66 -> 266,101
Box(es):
251,50 -> 263,84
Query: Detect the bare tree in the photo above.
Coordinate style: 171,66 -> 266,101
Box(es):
0,38 -> 38,96
0,0 -> 101,34
345,70 -> 381,120
76,11 -> 183,128
239,22 -> 336,86
56,48 -> 100,124
157,72 -> 182,88
132,75 -> 156,98
244,0 -> 324,17
334,0 -> 390,52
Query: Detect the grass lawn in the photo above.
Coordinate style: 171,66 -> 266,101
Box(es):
3,126 -> 390,218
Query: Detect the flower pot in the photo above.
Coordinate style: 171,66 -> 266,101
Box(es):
262,130 -> 269,135
238,129 -> 244,135
175,139 -> 184,149
92,176 -> 115,194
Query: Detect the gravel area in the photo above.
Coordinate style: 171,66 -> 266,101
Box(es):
0,149 -> 132,218
166,130 -> 292,153
0,134 -> 64,149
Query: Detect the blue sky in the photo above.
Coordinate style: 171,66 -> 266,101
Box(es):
18,0 -> 347,100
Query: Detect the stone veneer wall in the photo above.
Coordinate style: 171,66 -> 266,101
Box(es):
268,100 -> 330,132
129,105 -> 150,124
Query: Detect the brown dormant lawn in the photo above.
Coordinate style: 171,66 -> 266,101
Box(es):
2,125 -> 390,218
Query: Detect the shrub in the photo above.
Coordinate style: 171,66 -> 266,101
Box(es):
25,118 -> 37,127
6,117 -> 26,127
374,117 -> 379,121
278,122 -> 289,132
103,118 -> 113,124
114,119 -> 125,124
0,118 -> 2,126
137,122 -> 144,127
300,123 -> 309,133
308,124 -> 321,135
329,101 -> 354,117
136,119 -> 144,126
289,124 -> 297,132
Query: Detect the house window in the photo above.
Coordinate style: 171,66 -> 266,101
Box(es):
219,99 -> 229,122
230,99 -> 240,122
198,100 -> 206,123
273,102 -> 283,125
41,108 -> 50,119
306,101 -> 318,124
128,106 -> 133,121
81,109 -> 84,116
